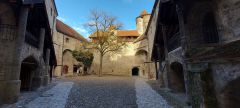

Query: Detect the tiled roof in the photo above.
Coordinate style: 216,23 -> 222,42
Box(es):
140,10 -> 149,16
89,30 -> 140,38
56,19 -> 88,42
117,30 -> 140,37
134,34 -> 147,43
89,31 -> 109,38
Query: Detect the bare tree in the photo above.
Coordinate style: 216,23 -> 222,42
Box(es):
86,10 -> 126,77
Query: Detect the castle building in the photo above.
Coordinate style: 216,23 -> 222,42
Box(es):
53,19 -> 88,77
0,0 -> 57,104
89,10 -> 156,78
148,0 -> 240,107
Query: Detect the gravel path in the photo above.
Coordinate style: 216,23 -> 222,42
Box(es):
135,78 -> 172,108
65,76 -> 137,108
26,82 -> 73,108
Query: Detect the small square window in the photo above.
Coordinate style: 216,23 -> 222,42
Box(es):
66,38 -> 69,43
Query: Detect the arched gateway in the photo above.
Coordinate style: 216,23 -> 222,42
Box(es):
20,56 -> 38,91
132,67 -> 139,76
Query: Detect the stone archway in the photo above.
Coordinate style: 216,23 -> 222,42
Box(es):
132,67 -> 139,76
220,77 -> 240,108
135,50 -> 148,76
169,62 -> 186,92
20,56 -> 38,91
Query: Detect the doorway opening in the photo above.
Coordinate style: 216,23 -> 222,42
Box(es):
20,56 -> 38,91
132,67 -> 139,76
63,65 -> 69,74
169,62 -> 186,93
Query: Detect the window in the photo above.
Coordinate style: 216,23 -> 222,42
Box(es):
202,12 -> 219,43
65,37 -> 69,43
51,8 -> 53,16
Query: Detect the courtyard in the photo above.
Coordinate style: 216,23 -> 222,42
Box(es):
1,76 -> 172,108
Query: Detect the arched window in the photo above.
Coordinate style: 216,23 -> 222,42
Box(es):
202,12 -> 219,43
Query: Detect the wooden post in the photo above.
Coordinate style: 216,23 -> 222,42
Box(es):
156,45 -> 165,87
154,61 -> 158,79
39,28 -> 45,53
176,4 -> 191,102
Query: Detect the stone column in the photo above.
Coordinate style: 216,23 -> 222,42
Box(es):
32,28 -> 46,90
0,6 -> 29,104
156,44 -> 165,87
42,49 -> 50,86
187,63 -> 208,108
162,25 -> 169,88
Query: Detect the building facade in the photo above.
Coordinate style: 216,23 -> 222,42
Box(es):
148,0 -> 240,108
89,11 -> 157,79
53,19 -> 88,77
0,0 -> 57,104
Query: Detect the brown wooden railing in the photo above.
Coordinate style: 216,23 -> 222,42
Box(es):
168,32 -> 181,52
25,31 -> 39,48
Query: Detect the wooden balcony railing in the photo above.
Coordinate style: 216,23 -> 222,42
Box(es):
168,32 -> 181,52
25,31 -> 39,48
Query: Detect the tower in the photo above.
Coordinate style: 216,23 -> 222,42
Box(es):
136,10 -> 151,35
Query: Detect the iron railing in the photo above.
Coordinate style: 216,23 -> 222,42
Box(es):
0,24 -> 17,41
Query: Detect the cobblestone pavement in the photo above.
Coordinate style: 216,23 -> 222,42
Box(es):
26,82 -> 73,108
135,78 -> 172,108
65,76 -> 138,108
1,76 -> 172,108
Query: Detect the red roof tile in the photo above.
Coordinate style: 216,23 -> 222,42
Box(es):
117,30 -> 140,37
56,19 -> 88,42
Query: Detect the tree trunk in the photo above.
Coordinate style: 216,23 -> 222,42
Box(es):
99,54 -> 103,77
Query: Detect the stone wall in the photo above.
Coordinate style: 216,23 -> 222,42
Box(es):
212,62 -> 240,93
148,0 -> 160,59
0,3 -> 17,81
90,43 -> 136,76
211,62 -> 240,107
53,31 -> 83,76
216,0 -> 240,43
44,0 -> 57,32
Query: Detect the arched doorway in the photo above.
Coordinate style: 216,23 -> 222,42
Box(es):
132,67 -> 139,76
169,62 -> 186,92
135,50 -> 148,77
63,65 -> 69,74
20,56 -> 38,91
220,77 -> 240,108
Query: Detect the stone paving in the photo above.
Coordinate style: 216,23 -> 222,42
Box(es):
135,78 -> 172,108
1,76 -> 172,108
26,82 -> 73,108
65,76 -> 138,108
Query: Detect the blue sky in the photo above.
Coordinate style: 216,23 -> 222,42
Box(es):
55,0 -> 155,38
